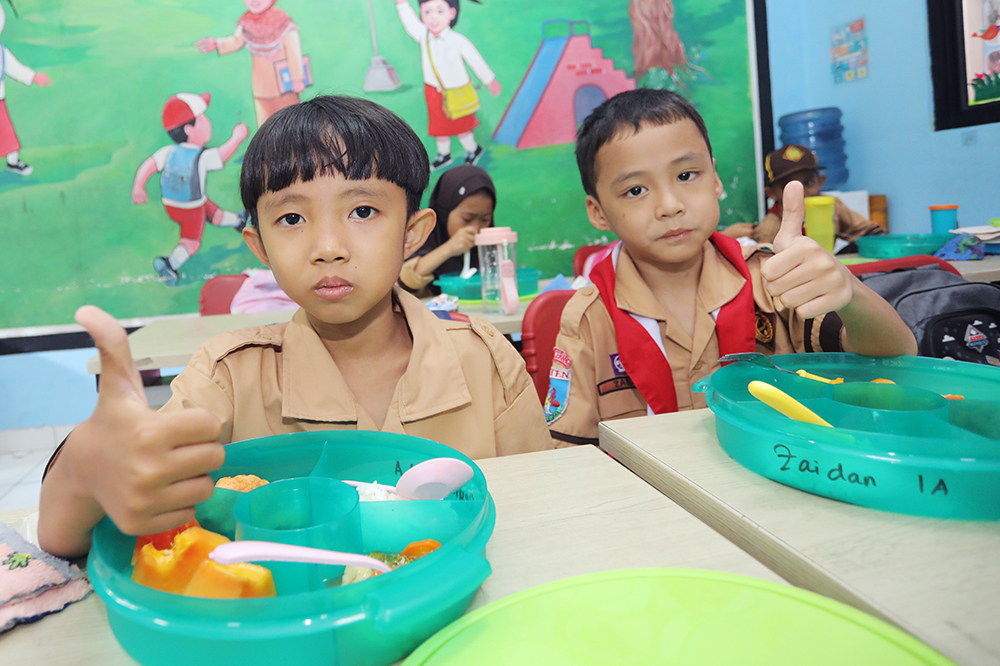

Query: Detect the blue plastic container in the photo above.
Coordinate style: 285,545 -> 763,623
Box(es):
88,431 -> 496,666
778,108 -> 848,189
694,353 -> 1000,520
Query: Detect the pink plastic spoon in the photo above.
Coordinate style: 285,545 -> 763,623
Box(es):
341,458 -> 474,500
209,541 -> 392,573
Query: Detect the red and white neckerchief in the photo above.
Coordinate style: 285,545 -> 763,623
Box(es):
588,233 -> 756,414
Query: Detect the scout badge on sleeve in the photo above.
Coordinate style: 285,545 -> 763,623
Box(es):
544,347 -> 572,424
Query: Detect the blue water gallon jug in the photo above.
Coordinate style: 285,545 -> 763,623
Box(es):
778,107 -> 848,189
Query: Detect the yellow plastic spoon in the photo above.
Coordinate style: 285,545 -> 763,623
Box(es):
747,380 -> 833,428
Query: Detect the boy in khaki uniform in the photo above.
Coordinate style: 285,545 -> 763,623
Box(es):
39,96 -> 551,558
546,90 -> 915,445
724,144 -> 886,245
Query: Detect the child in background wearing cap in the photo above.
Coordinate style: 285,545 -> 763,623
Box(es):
723,144 -> 886,247
131,92 -> 249,285
39,95 -> 552,558
399,165 -> 496,296
545,89 -> 914,444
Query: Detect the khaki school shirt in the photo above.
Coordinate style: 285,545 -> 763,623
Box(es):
162,287 -> 552,459
547,243 -> 843,445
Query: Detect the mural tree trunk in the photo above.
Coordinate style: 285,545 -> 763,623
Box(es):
629,0 -> 689,81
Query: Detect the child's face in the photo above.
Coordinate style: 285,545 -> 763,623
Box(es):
586,120 -> 723,270
420,0 -> 456,35
184,114 -> 212,146
244,172 -> 433,330
446,191 -> 494,238
244,0 -> 276,14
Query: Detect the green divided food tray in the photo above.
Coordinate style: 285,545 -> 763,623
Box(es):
855,234 -> 952,259
693,353 -> 1000,520
434,267 -> 541,302
403,569 -> 954,665
88,431 -> 495,666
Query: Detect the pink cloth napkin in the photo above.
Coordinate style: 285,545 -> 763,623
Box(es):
0,523 -> 92,633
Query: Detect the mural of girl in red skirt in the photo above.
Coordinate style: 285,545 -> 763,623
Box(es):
394,0 -> 501,170
0,2 -> 52,176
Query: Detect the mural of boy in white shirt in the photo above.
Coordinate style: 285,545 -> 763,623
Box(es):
0,2 -> 52,176
394,0 -> 501,170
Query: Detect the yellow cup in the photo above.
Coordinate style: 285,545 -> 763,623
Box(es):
804,195 -> 836,253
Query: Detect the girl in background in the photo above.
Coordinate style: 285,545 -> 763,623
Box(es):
400,165 -> 495,295
195,0 -> 306,129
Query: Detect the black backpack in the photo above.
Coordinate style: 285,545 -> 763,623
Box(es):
856,264 -> 1000,366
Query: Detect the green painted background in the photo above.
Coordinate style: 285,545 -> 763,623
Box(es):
0,0 -> 761,329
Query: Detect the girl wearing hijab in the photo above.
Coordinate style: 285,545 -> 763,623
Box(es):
400,165 -> 496,295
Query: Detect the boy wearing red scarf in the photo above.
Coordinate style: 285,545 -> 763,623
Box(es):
546,89 -> 915,445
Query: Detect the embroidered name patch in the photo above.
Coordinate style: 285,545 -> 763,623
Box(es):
597,376 -> 636,396
544,347 -> 572,424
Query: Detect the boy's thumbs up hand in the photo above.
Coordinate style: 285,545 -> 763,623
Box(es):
65,307 -> 225,536
760,181 -> 854,320
771,181 -> 806,253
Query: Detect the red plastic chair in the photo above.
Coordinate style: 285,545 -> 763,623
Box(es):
199,274 -> 249,316
521,290 -> 575,403
847,254 -> 960,277
573,244 -> 612,277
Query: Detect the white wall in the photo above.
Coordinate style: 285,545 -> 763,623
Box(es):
766,0 -> 999,232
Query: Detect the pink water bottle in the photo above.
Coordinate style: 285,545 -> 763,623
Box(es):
474,227 -> 519,314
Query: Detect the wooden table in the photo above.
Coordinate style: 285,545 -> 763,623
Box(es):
600,410 -> 1000,666
87,295 -> 540,377
949,254 -> 1000,282
0,446 -> 782,664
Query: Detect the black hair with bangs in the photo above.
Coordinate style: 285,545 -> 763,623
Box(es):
575,88 -> 712,199
240,95 -> 430,226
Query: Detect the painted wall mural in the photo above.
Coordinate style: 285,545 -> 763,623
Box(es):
0,0 -> 762,329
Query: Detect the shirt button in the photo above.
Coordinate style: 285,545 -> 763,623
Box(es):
582,286 -> 595,296
485,328 -> 494,337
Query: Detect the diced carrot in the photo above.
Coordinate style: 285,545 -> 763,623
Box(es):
399,539 -> 442,559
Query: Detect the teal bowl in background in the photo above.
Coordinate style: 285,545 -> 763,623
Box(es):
88,430 -> 495,666
694,353 -> 1000,520
434,267 -> 541,301
855,234 -> 953,259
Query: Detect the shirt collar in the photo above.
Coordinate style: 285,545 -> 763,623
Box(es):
613,242 -> 747,320
280,287 -> 471,425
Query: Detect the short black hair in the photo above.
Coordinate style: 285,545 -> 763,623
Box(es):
575,88 -> 713,199
418,0 -> 482,28
166,120 -> 195,144
240,95 -> 430,226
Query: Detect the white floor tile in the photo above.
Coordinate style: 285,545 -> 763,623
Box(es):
0,450 -> 50,485
0,482 -> 42,511
0,427 -> 57,453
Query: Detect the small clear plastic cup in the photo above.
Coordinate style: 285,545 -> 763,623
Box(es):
233,476 -> 362,594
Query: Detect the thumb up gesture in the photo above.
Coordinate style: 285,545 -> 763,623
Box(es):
760,181 -> 854,320
41,307 -> 224,553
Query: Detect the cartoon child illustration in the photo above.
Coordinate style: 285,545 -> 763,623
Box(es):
195,0 -> 306,129
0,1 -> 52,176
394,0 -> 501,170
131,93 -> 249,286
